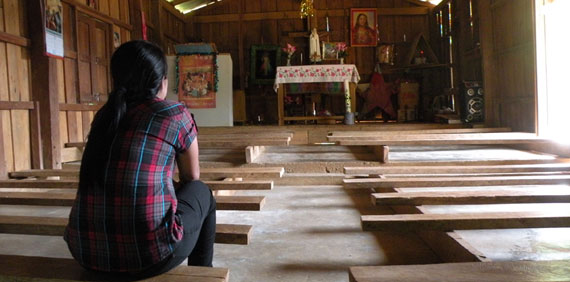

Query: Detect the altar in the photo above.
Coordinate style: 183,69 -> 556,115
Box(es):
274,64 -> 360,126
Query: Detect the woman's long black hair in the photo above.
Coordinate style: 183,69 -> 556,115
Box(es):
80,40 -> 167,186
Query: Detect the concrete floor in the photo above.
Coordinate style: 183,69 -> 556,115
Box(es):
1,144 -> 569,281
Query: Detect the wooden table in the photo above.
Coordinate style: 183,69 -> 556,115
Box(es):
274,64 -> 360,126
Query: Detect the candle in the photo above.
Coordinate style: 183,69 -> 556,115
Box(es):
300,53 -> 303,64
326,17 -> 330,32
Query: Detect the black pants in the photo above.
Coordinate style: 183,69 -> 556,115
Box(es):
133,180 -> 217,279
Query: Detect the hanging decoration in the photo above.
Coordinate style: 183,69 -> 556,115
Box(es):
300,0 -> 315,18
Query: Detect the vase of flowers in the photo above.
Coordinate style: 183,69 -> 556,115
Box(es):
283,43 -> 296,66
336,42 -> 348,64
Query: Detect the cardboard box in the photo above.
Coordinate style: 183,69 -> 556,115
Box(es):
399,82 -> 419,110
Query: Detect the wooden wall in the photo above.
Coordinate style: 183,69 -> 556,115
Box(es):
479,0 -> 536,132
57,0 -> 133,155
0,0 -> 33,175
190,0 -> 432,122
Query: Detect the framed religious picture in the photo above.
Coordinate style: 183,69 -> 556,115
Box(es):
322,42 -> 340,60
350,8 -> 378,47
250,44 -> 281,85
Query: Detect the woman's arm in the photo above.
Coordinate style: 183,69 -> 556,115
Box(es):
176,138 -> 200,181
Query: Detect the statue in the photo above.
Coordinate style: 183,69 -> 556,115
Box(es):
309,28 -> 322,63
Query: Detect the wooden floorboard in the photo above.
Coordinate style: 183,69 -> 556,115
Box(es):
361,211 -> 570,232
349,260 -> 570,282
0,215 -> 251,245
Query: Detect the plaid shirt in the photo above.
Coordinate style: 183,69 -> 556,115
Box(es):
65,99 -> 197,272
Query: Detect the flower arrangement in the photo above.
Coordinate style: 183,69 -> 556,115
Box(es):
335,42 -> 348,59
283,43 -> 296,65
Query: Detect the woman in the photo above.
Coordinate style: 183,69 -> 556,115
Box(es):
64,40 -> 216,279
352,13 -> 377,46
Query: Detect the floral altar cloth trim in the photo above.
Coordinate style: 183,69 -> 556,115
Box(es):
274,64 -> 360,92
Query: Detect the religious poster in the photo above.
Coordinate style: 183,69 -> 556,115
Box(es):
177,54 -> 217,109
350,8 -> 378,47
45,0 -> 64,58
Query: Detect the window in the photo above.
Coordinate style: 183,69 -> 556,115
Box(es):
536,0 -> 570,143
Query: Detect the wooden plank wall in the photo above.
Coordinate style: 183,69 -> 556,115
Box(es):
58,0 -> 132,147
0,0 -> 32,174
190,0 -> 431,122
479,0 -> 536,132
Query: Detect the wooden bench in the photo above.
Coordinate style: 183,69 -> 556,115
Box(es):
9,167 -> 285,180
328,132 -> 552,163
345,163 -> 570,175
349,260 -> 570,282
0,179 -> 274,190
0,192 -> 266,211
0,254 -> 229,281
0,215 -> 252,245
372,189 -> 570,206
343,174 -> 570,189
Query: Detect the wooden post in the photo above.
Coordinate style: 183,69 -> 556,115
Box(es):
277,85 -> 285,126
151,0 -> 164,47
238,0 -> 245,90
0,113 -> 7,179
27,0 -> 62,169
370,145 -> 389,163
129,0 -> 144,40
30,102 -> 43,170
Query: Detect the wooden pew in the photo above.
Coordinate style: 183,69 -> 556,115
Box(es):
328,132 -> 551,163
0,254 -> 229,282
345,163 -> 570,175
349,260 -> 570,282
329,127 -> 512,137
372,189 -> 570,206
0,179 -> 274,190
0,215 -> 252,245
361,211 -> 570,232
343,175 -> 570,189
328,132 -> 551,145
9,167 -> 285,180
0,192 -> 266,211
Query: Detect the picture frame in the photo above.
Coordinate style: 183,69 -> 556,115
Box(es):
350,8 -> 378,47
250,44 -> 281,85
322,42 -> 340,60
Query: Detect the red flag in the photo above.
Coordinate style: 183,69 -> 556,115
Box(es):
141,11 -> 147,40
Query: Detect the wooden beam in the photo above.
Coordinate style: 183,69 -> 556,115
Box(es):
372,190 -> 570,206
0,114 -> 6,180
58,103 -> 102,111
344,175 -> 570,189
29,102 -> 43,170
349,260 -> 570,282
0,215 -> 251,245
0,255 -> 229,282
193,8 -> 429,23
0,101 -> 35,110
0,192 -> 265,211
0,179 -> 273,190
370,146 -> 389,163
361,211 -> 570,232
345,163 -> 570,175
0,31 -> 31,47
28,0 -> 62,169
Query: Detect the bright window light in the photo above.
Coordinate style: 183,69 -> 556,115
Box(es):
536,0 -> 570,144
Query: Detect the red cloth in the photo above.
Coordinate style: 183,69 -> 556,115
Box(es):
360,71 -> 396,118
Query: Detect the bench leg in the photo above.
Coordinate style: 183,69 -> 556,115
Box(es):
370,145 -> 389,163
